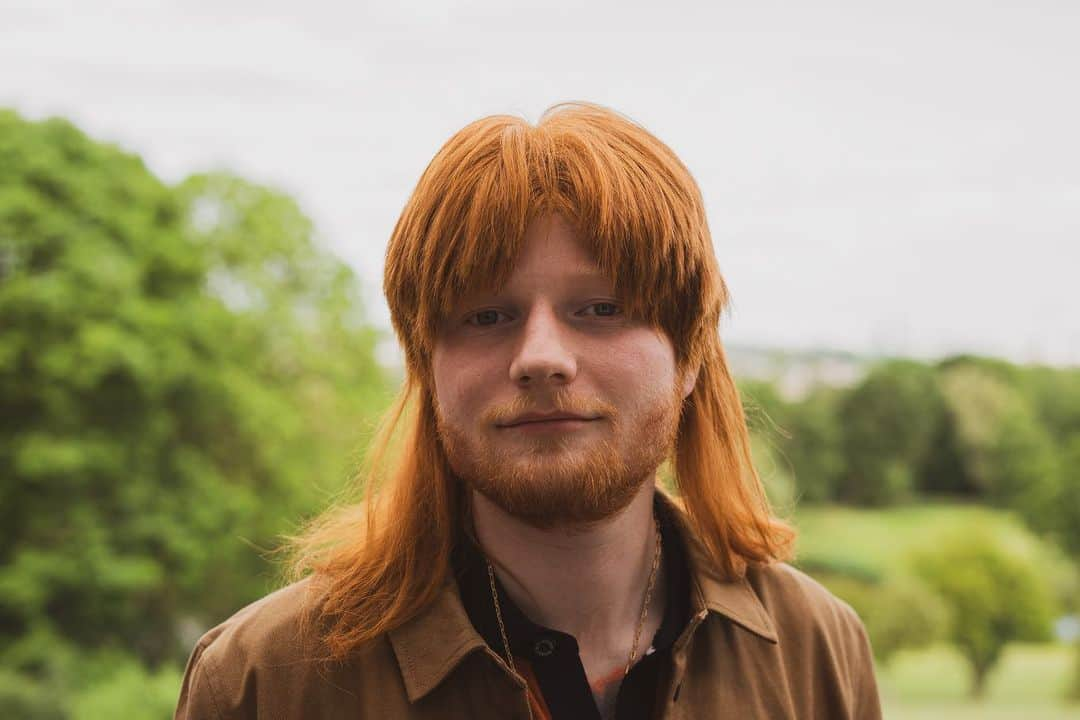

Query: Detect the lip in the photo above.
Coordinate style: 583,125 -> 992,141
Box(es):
497,412 -> 601,428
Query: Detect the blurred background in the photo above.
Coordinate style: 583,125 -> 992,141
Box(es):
1,1 -> 1078,718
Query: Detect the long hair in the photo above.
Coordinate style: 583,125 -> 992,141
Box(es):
287,102 -> 795,661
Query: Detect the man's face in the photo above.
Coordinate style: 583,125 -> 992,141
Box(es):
431,214 -> 695,528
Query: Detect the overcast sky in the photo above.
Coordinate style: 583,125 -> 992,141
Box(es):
3,0 -> 1078,366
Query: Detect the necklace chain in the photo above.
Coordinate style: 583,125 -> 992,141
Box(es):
484,515 -> 663,683
624,515 -> 663,676
487,561 -> 520,677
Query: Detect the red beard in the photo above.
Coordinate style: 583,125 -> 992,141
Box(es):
436,385 -> 683,529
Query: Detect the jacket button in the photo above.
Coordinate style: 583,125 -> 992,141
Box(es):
533,638 -> 556,657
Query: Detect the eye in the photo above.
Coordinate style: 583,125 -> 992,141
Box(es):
579,302 -> 622,318
465,309 -> 510,327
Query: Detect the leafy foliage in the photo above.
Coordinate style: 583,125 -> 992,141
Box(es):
835,360 -> 946,505
909,526 -> 1056,698
739,380 -> 845,504
0,109 -> 389,715
936,363 -> 1057,503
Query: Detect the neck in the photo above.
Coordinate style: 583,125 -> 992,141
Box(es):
471,482 -> 666,683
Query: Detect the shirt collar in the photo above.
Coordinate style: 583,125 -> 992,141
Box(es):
386,490 -> 778,703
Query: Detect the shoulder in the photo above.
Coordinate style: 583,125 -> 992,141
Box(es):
175,580 -> 319,719
190,579 -> 321,670
745,561 -> 873,664
743,562 -> 881,718
175,580 -> 401,719
746,561 -> 867,642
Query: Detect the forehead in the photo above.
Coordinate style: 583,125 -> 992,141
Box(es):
462,214 -> 615,301
513,215 -> 604,276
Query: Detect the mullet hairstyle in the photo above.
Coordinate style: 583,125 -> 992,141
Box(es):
287,102 -> 796,662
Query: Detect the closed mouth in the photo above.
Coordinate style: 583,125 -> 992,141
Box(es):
498,415 -> 601,428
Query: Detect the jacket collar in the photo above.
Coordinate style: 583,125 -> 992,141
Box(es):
386,576 -> 495,703
386,491 -> 778,703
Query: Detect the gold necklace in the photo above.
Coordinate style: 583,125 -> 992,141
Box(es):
485,516 -> 663,681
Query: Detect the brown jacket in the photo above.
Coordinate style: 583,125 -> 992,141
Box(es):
176,512 -> 882,720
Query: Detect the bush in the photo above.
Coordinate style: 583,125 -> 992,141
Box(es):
69,656 -> 182,720
814,573 -> 948,664
908,524 -> 1056,698
0,668 -> 65,720
859,575 -> 950,663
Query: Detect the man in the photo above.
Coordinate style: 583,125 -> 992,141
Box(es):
175,103 -> 882,719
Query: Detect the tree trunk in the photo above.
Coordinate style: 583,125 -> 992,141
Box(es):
970,663 -> 990,700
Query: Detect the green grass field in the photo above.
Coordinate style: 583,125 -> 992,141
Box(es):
881,643 -> 1079,719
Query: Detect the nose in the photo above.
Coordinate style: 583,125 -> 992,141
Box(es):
508,304 -> 578,388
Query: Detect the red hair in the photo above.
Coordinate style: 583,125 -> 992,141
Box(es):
287,102 -> 795,660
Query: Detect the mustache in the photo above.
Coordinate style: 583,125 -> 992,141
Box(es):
481,390 -> 617,427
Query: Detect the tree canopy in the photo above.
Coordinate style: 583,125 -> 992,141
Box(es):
0,109 -> 389,717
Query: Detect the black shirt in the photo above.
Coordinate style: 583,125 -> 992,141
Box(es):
452,497 -> 692,720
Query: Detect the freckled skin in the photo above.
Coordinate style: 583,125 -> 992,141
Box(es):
431,213 -> 696,527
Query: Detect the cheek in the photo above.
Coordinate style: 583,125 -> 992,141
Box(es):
432,347 -> 494,421
589,330 -> 678,403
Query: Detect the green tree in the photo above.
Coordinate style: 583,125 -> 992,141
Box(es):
835,360 -> 945,505
738,379 -> 790,437
0,109 -> 389,714
935,362 -> 1061,515
782,386 -> 845,503
748,433 -> 797,512
739,380 -> 798,508
909,526 -> 1056,698
1021,365 -> 1080,446
1054,434 -> 1080,559
739,380 -> 845,504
